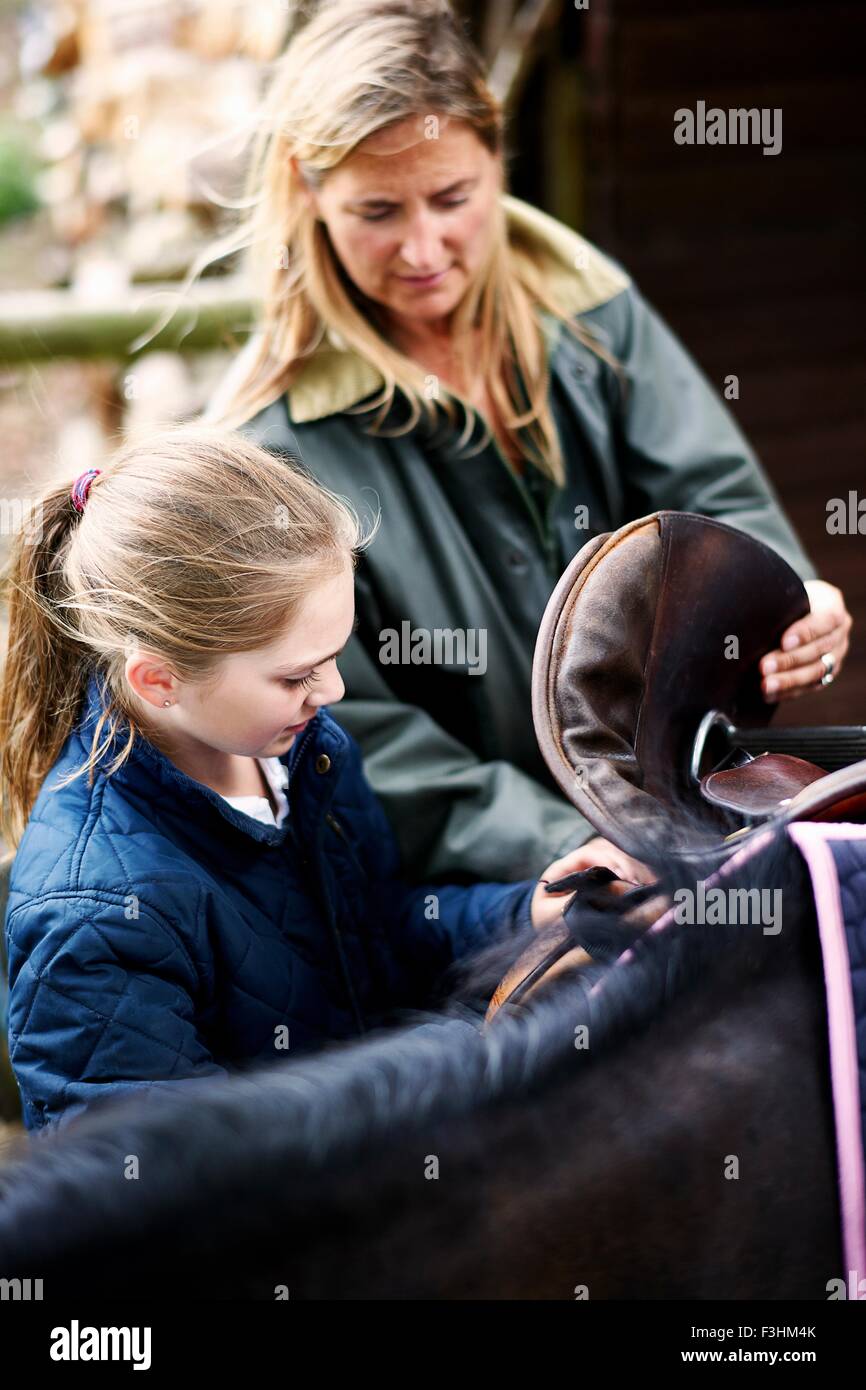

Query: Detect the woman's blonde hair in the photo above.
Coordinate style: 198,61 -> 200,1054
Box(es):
0,425 -> 369,853
202,0 -> 621,484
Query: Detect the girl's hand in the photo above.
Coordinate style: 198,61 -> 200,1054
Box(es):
530,837 -> 654,930
760,579 -> 852,702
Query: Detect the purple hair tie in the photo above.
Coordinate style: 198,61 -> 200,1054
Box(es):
70,468 -> 101,514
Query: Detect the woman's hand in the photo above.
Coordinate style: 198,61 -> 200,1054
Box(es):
530,837 -> 654,930
760,580 -> 852,702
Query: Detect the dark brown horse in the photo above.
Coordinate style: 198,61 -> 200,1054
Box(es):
0,819 -> 845,1299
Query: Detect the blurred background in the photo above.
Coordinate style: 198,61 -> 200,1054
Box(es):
0,0 -> 864,1130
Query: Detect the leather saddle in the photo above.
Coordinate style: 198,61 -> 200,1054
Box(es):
487,510 -> 866,1020
532,510 -> 866,858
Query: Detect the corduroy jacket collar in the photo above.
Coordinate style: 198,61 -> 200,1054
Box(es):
261,193 -> 631,426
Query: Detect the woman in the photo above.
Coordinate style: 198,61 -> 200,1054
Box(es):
205,0 -> 851,884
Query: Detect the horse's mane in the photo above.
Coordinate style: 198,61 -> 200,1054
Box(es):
0,819 -> 814,1280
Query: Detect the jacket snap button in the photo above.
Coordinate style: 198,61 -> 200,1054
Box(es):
315,754 -> 331,774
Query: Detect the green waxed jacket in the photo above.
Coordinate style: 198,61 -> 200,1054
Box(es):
228,194 -> 817,884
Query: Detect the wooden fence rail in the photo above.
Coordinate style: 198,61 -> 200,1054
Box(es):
0,278 -> 255,363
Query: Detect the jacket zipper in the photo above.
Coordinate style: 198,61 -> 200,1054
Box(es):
494,434 -> 562,580
543,470 -> 563,568
285,719 -> 318,798
315,820 -> 367,1037
325,812 -> 367,876
290,732 -> 366,1037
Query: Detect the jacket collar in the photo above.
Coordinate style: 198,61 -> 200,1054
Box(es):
68,671 -> 348,847
287,192 -> 630,424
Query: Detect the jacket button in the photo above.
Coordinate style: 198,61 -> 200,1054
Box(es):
507,550 -> 527,569
315,754 -> 331,774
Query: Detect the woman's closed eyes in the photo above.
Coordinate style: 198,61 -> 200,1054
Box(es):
358,196 -> 469,223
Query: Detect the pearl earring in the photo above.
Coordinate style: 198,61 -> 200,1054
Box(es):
163,700 -> 172,707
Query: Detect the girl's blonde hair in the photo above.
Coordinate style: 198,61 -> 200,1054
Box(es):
0,425 -> 368,853
202,0 -> 621,484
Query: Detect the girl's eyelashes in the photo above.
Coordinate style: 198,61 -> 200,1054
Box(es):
279,629 -> 354,687
283,670 -> 321,690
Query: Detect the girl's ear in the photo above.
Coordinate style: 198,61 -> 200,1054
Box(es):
124,652 -> 179,711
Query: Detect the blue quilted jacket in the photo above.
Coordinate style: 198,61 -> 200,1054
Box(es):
4,673 -> 535,1132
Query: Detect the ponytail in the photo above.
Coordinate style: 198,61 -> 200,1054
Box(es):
0,481 -> 94,855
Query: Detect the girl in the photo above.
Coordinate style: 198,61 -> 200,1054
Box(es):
0,426 -> 638,1133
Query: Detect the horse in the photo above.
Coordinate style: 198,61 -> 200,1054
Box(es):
0,814 -> 846,1300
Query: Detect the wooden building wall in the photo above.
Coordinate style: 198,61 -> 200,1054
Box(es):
510,0 -> 866,726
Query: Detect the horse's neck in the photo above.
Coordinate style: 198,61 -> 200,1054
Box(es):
522,937 -> 840,1298
291,921 -> 840,1299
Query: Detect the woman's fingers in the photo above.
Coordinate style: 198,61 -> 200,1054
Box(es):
760,579 -> 852,701
761,632 -> 849,699
763,622 -> 844,674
